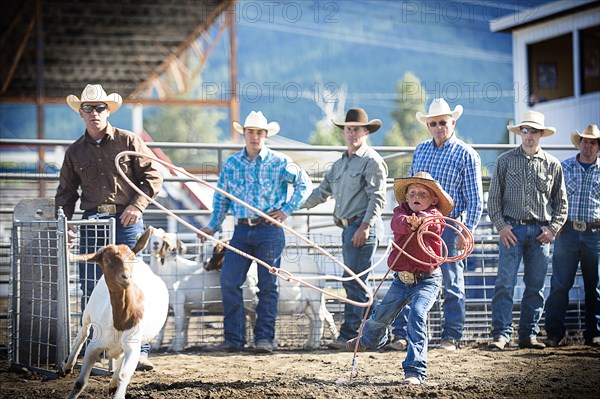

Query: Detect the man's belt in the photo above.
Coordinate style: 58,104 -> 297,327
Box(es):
238,218 -> 265,226
570,220 -> 600,232
397,269 -> 440,284
506,218 -> 547,225
97,204 -> 117,215
341,215 -> 363,228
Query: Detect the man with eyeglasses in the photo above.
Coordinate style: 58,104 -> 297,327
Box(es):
389,98 -> 483,352
487,110 -> 567,351
55,84 -> 163,370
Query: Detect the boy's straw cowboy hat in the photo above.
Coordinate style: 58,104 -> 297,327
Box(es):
416,98 -> 463,126
394,171 -> 454,216
233,111 -> 280,137
66,84 -> 123,113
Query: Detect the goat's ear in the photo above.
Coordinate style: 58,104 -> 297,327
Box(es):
70,248 -> 103,263
177,240 -> 187,254
132,226 -> 154,255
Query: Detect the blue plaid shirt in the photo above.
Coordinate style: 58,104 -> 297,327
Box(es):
561,155 -> 600,222
208,146 -> 311,232
410,135 -> 484,231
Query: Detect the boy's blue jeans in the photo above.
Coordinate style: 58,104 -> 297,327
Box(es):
392,227 -> 466,342
359,270 -> 442,381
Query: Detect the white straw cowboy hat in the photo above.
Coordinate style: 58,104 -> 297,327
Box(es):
332,108 -> 382,134
571,124 -> 600,149
416,98 -> 463,126
233,111 -> 280,137
66,84 -> 123,113
507,110 -> 556,137
393,171 -> 454,216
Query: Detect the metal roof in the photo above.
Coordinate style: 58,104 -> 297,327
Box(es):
0,0 -> 234,103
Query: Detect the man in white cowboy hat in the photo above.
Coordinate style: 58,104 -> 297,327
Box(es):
390,98 -> 483,352
345,171 -> 453,385
545,124 -> 600,348
200,111 -> 311,353
55,83 -> 163,370
303,108 -> 388,349
487,110 -> 568,351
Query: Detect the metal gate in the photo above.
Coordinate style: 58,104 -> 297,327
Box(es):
9,199 -> 114,377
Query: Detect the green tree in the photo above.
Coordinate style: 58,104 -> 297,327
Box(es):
308,120 -> 345,146
144,106 -> 226,168
384,72 -> 430,177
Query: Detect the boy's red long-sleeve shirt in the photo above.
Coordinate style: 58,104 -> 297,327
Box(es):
387,202 -> 445,273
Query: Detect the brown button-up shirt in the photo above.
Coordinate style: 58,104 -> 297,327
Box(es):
55,123 -> 163,219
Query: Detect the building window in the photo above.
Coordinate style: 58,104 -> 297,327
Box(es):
580,25 -> 600,95
527,33 -> 573,105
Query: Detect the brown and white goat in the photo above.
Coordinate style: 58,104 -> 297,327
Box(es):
60,227 -> 169,399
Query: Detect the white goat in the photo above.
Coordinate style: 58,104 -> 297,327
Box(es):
151,229 -> 337,351
61,227 -> 169,399
148,228 -> 257,352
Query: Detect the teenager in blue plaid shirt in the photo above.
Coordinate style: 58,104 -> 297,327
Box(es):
201,111 -> 311,353
390,98 -> 483,352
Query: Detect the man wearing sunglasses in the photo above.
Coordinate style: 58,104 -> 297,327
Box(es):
487,110 -> 567,350
55,84 -> 163,370
388,98 -> 483,352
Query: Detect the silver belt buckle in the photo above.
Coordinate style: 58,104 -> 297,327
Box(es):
398,271 -> 415,284
248,218 -> 260,226
573,221 -> 587,232
341,218 -> 349,228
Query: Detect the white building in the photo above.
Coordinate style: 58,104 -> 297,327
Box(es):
491,0 -> 600,155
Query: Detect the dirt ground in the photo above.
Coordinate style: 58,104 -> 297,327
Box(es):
1,343 -> 599,399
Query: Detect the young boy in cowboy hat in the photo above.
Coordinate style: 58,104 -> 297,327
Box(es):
390,98 -> 483,352
55,83 -> 163,370
487,110 -> 568,351
545,124 -> 600,348
345,171 -> 453,385
200,111 -> 311,353
302,108 -> 388,349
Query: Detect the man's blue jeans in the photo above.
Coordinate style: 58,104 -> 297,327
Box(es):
80,211 -> 150,356
545,224 -> 600,342
491,222 -> 550,341
360,270 -> 442,381
220,223 -> 285,349
338,218 -> 382,341
391,227 -> 466,342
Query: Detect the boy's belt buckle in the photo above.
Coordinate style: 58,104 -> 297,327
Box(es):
97,204 -> 117,215
573,221 -> 587,232
398,271 -> 416,284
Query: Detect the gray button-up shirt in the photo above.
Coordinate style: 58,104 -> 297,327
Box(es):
303,143 -> 388,227
488,146 -> 568,235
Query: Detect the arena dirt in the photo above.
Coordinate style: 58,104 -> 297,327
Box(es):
1,343 -> 599,398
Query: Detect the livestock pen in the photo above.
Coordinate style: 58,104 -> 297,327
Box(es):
0,139 -> 588,379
